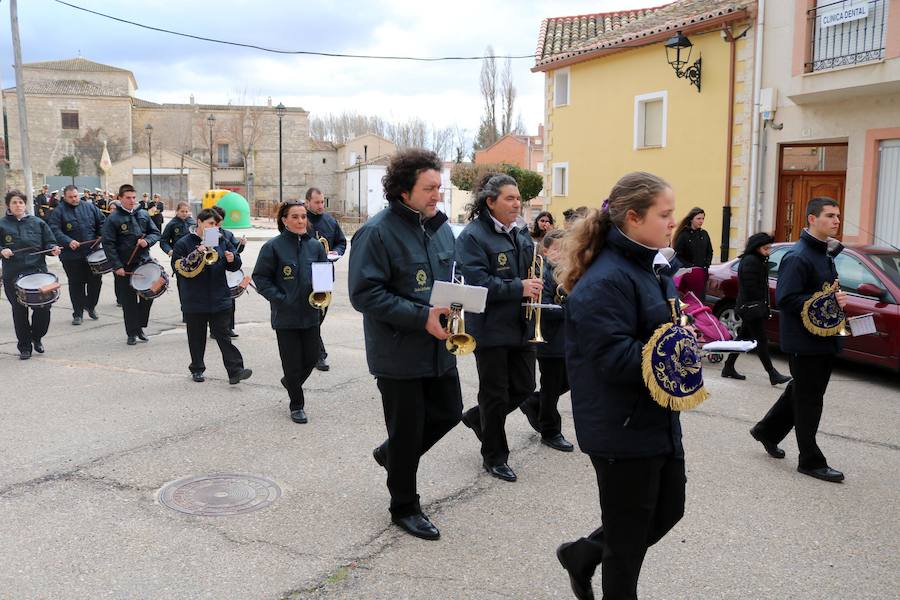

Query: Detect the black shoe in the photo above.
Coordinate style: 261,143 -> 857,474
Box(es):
72,315 -> 83,326
192,372 -> 205,383
519,396 -> 541,433
127,336 -> 137,346
227,330 -> 239,338
116,302 -> 122,308
750,427 -> 785,459
32,340 -> 44,354
391,513 -> 440,541
290,409 -> 308,424
229,368 -> 252,385
798,465 -> 844,483
19,350 -> 32,360
484,462 -> 517,482
136,330 -> 148,342
769,370 -> 792,386
461,410 -> 483,442
373,445 -> 386,468
721,366 -> 746,380
556,542 -> 595,600
542,433 -> 575,452
315,357 -> 330,372
87,308 -> 99,320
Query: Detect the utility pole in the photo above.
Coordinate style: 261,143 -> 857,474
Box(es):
10,0 -> 34,211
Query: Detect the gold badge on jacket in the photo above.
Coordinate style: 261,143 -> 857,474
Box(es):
498,253 -> 508,266
66,223 -> 73,231
416,269 -> 427,286
4,234 -> 12,243
120,223 -> 128,231
282,265 -> 294,279
174,228 -> 181,234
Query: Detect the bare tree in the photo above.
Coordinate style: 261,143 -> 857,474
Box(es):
389,118 -> 428,150
452,126 -> 469,163
430,126 -> 454,161
478,45 -> 498,148
228,107 -> 264,195
500,57 -> 516,136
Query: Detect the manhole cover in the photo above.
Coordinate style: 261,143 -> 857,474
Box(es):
158,474 -> 281,516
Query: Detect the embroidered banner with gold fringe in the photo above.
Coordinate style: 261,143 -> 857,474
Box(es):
802,281 -> 847,337
641,322 -> 709,411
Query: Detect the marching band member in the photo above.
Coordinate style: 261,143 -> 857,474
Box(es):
348,149 -> 461,541
306,186 -> 346,372
518,229 -> 574,452
149,193 -> 165,233
211,205 -> 245,338
101,184 -> 161,346
252,202 -> 326,424
1,190 -> 61,359
159,202 -> 195,259
555,172 -> 684,600
173,208 -> 251,384
48,185 -> 105,325
750,197 -> 847,483
456,172 -> 542,483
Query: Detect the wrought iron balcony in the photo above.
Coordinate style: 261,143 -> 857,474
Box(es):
806,0 -> 887,72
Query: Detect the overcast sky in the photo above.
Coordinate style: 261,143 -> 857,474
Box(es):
4,0 -> 659,137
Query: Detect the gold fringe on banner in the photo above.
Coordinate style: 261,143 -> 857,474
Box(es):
641,322 -> 710,412
801,282 -> 846,337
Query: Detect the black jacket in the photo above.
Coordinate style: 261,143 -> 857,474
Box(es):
0,213 -> 57,282
348,202 -> 456,379
674,227 -> 713,269
776,230 -> 844,355
48,200 -> 105,262
100,205 -> 161,270
735,252 -> 770,313
221,228 -> 246,254
565,226 -> 682,459
307,211 -> 347,255
252,229 -> 327,330
173,233 -> 241,314
455,211 -> 535,349
537,260 -> 565,358
159,216 -> 195,254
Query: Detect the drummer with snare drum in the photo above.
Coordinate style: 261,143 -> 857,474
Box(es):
100,184 -> 161,346
48,184 -> 105,326
172,208 -> 251,384
1,190 -> 62,359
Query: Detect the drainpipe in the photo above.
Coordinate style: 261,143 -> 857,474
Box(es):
721,26 -> 738,263
747,0 -> 766,236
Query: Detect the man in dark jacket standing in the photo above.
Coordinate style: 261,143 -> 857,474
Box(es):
751,197 -> 847,483
49,185 -> 105,325
306,186 -> 346,372
348,149 -> 461,541
101,184 -> 161,345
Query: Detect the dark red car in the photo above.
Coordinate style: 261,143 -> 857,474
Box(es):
705,244 -> 900,372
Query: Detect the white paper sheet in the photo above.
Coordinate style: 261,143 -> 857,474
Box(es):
702,340 -> 758,353
202,227 -> 219,248
848,313 -> 876,336
312,262 -> 334,292
430,280 -> 488,313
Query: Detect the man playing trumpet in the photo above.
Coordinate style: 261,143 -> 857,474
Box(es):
751,197 -> 848,483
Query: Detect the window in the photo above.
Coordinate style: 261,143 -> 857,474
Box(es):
835,253 -> 885,295
535,162 -> 544,173
552,163 -> 568,196
634,91 -> 667,149
767,246 -> 792,277
61,111 -> 79,130
217,144 -> 229,165
553,68 -> 570,107
807,0 -> 887,72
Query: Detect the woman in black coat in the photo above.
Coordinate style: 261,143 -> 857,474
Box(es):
721,232 -> 791,385
673,207 -> 713,299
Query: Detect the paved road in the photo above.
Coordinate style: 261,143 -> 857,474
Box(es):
1,240 -> 898,599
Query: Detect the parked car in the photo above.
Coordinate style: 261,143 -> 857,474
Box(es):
705,243 -> 900,372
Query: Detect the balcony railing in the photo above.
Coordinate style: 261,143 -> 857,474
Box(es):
806,0 -> 887,72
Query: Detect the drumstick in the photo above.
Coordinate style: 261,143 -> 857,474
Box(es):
3,245 -> 38,255
27,248 -> 59,256
126,234 -> 146,266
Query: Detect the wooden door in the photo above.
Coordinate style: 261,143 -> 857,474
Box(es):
775,174 -> 846,242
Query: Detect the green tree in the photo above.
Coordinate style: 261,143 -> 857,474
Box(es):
451,162 -> 543,202
57,155 -> 80,184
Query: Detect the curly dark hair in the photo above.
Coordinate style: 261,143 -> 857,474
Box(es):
530,211 -> 555,239
382,149 -> 443,204
466,172 -> 518,221
4,190 -> 27,206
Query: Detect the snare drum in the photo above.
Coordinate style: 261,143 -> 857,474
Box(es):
87,249 -> 113,275
15,272 -> 61,307
226,268 -> 249,299
130,260 -> 169,300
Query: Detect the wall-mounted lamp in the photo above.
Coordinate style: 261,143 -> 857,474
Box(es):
664,32 -> 701,92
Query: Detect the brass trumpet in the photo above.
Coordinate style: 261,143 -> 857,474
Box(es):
526,245 -> 545,344
308,233 -> 332,312
445,302 -> 476,355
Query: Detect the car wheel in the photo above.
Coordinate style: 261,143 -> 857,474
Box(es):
715,303 -> 742,339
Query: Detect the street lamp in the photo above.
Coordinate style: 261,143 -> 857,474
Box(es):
145,123 -> 154,198
356,154 -> 363,221
664,31 -> 701,92
275,102 -> 286,203
207,114 -> 216,189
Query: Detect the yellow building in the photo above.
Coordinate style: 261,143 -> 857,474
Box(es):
533,0 -> 757,261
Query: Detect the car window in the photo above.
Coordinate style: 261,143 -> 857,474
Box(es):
767,247 -> 790,278
866,252 -> 900,288
834,254 -> 885,295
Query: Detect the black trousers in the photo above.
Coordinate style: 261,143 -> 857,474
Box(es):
754,353 -> 834,470
560,455 -> 686,600
318,305 -> 329,360
465,345 -> 536,465
185,311 -> 244,376
723,316 -> 775,373
522,356 -> 568,437
4,282 -> 51,353
375,371 -> 462,518
276,327 -> 320,411
114,274 -> 153,337
62,259 -> 102,317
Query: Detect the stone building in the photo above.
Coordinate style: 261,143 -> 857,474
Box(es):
2,57 -> 338,212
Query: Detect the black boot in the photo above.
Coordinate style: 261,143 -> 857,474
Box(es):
768,369 -> 792,385
721,354 -> 745,380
